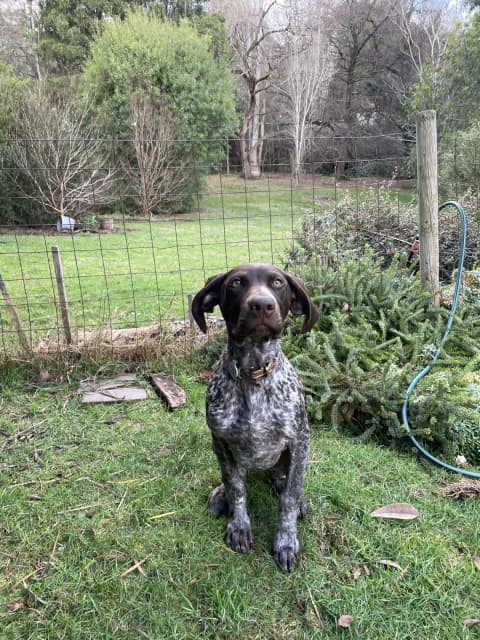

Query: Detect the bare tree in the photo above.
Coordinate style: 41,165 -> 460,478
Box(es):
212,0 -> 289,178
8,84 -> 113,219
326,0 -> 398,179
395,0 -> 454,83
123,91 -> 191,216
0,0 -> 42,78
278,2 -> 334,183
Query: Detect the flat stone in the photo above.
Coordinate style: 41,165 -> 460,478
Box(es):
78,374 -> 148,404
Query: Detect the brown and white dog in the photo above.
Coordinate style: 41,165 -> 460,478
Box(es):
192,263 -> 319,571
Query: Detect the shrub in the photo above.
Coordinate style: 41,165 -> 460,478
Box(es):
284,254 -> 444,438
283,251 -> 480,465
409,369 -> 480,466
0,63 -> 32,224
82,12 -> 237,214
287,187 -> 480,280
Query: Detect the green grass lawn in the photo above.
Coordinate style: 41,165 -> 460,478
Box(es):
1,362 -> 479,639
0,174 -> 412,353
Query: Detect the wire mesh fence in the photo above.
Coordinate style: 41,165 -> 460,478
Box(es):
0,129 -> 476,360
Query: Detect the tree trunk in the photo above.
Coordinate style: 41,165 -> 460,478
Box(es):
336,67 -> 355,180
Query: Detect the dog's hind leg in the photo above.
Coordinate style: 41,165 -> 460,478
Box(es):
207,484 -> 229,517
268,450 -> 307,519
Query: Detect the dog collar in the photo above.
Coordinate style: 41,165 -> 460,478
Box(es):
227,359 -> 276,385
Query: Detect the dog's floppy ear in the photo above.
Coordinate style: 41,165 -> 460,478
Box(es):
284,272 -> 319,333
191,273 -> 227,333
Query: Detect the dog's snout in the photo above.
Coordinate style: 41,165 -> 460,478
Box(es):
248,295 -> 276,316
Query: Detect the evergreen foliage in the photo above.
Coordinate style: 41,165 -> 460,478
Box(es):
284,253 -> 443,437
38,0 -> 129,74
82,11 -> 237,213
282,252 -> 480,466
37,0 -> 206,74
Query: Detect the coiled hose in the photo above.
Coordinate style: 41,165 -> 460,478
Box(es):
401,200 -> 480,477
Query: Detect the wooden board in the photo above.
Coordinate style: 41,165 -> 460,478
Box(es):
150,374 -> 187,410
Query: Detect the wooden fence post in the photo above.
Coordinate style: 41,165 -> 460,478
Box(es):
0,274 -> 31,353
51,246 -> 72,345
416,110 -> 439,305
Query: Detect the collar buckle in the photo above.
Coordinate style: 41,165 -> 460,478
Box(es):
228,359 -> 276,385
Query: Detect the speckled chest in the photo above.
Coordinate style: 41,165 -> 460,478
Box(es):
205,353 -> 307,469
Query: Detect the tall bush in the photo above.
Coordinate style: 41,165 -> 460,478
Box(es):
82,12 -> 237,213
0,64 -> 31,224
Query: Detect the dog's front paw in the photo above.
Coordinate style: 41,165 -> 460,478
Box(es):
226,517 -> 253,554
273,530 -> 299,572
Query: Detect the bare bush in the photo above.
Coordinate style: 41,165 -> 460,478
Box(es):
123,91 -> 191,216
7,83 -> 114,220
288,187 -> 480,280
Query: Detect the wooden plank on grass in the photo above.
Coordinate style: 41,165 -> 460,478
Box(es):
151,374 -> 187,410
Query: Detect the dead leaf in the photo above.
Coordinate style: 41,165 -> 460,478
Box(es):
370,503 -> 419,520
475,557 -> 480,571
338,614 -> 353,628
7,601 -> 27,612
439,479 -> 480,499
463,619 -> 480,628
198,370 -> 213,383
377,559 -> 405,573
325,513 -> 343,522
352,564 -> 370,579
37,370 -> 51,383
36,339 -> 50,353
455,455 -> 467,468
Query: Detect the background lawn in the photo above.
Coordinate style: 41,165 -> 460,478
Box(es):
1,363 -> 479,640
0,174 -> 412,353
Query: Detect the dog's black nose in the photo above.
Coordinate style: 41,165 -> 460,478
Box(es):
248,296 -> 276,317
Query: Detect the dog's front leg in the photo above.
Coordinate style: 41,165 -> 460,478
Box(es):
210,435 -> 253,554
273,430 -> 309,572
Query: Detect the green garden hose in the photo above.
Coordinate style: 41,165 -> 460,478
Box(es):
401,200 -> 480,478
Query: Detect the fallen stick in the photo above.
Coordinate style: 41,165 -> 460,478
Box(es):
120,557 -> 148,577
0,273 -> 31,353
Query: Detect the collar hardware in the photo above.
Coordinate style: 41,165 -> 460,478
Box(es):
227,359 -> 276,385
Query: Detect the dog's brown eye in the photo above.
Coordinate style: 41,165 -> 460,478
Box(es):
231,277 -> 242,288
272,277 -> 283,288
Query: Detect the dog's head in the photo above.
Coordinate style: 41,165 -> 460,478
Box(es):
192,263 -> 319,340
